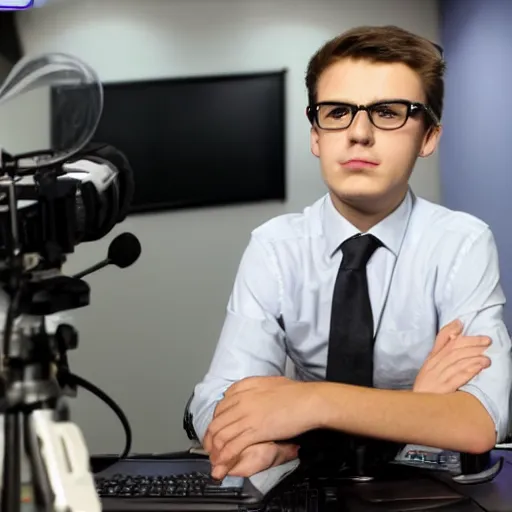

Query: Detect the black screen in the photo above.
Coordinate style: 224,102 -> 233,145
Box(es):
52,70 -> 286,213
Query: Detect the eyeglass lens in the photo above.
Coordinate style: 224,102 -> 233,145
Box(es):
316,102 -> 411,130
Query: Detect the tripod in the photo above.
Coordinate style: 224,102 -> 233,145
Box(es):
0,278 -> 101,512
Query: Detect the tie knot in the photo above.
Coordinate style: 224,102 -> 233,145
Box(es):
340,234 -> 382,270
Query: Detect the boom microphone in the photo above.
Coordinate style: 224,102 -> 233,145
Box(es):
72,232 -> 141,279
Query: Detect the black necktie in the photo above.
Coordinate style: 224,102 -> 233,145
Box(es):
293,233 -> 401,477
326,234 -> 382,385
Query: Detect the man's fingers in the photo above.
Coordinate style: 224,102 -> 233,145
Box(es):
428,336 -> 490,372
275,443 -> 300,464
224,376 -> 278,397
204,401 -> 224,452
442,344 -> 491,366
431,324 -> 461,355
225,447 -> 275,478
434,345 -> 490,375
447,336 -> 491,351
214,430 -> 257,467
204,431 -> 213,453
443,357 -> 491,390
431,319 -> 463,355
205,404 -> 242,454
212,396 -> 238,419
209,419 -> 252,464
444,354 -> 491,378
222,456 -> 254,478
427,333 -> 458,368
211,450 -> 247,480
211,464 -> 231,481
212,441 -> 300,479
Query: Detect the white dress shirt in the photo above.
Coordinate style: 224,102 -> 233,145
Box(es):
190,188 -> 512,447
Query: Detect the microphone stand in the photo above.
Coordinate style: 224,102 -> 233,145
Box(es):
72,260 -> 109,280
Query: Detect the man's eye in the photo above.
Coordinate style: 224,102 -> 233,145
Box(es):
326,107 -> 350,119
374,105 -> 400,118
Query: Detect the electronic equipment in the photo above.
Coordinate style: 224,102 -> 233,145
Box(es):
94,457 -> 300,512
0,52 -> 140,512
51,70 -> 287,214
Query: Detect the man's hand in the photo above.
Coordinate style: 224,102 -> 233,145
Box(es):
209,441 -> 299,480
205,380 -> 300,479
204,376 -> 317,469
413,319 -> 491,393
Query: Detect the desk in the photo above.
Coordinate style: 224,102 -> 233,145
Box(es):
437,450 -> 512,512
18,449 -> 512,511
264,449 -> 512,512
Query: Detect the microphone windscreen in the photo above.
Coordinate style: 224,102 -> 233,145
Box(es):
108,232 -> 141,269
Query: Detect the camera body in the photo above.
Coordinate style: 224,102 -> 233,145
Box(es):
0,171 -> 81,263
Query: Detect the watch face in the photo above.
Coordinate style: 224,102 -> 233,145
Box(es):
0,0 -> 33,9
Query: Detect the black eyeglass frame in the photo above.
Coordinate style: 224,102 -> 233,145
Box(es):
306,99 -> 440,131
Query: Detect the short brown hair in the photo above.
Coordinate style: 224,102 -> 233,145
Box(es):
305,25 -> 446,123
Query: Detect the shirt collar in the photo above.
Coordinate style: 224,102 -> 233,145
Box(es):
322,187 -> 414,258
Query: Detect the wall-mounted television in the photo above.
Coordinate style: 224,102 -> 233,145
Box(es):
52,70 -> 287,214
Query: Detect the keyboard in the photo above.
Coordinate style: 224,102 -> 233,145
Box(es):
94,457 -> 301,511
95,470 -> 247,499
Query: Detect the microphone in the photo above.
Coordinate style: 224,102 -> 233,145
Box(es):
72,232 -> 141,279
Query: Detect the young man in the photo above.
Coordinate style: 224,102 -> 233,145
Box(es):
189,25 -> 512,480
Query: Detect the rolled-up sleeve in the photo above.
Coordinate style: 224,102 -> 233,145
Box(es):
438,227 -> 512,442
189,233 -> 288,443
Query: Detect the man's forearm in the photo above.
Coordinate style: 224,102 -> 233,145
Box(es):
310,382 -> 497,454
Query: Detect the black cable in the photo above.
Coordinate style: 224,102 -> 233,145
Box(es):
59,370 -> 132,460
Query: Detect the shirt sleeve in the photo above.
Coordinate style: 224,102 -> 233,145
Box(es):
438,227 -> 512,443
189,233 -> 288,443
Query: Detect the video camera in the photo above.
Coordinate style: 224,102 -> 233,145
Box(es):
0,52 -> 141,511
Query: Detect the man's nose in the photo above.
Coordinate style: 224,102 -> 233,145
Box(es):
347,109 -> 375,146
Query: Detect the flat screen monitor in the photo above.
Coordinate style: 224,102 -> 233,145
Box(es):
51,70 -> 287,214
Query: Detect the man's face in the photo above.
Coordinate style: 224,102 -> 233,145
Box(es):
310,58 -> 441,213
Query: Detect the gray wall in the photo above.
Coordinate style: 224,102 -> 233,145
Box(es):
440,0 -> 512,329
14,0 -> 441,454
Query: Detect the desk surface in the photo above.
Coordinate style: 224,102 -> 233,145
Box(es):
265,450 -> 512,512
442,450 -> 512,512
17,449 -> 512,512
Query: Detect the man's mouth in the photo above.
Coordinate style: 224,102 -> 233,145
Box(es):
340,159 -> 379,169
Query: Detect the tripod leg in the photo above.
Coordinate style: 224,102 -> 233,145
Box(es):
1,412 -> 21,512
23,412 -> 54,511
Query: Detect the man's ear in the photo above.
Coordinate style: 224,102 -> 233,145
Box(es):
310,126 -> 320,158
419,124 -> 443,158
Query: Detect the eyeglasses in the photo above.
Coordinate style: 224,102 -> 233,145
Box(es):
306,100 -> 440,131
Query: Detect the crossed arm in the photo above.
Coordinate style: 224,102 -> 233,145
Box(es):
192,229 -> 512,479
203,320 -> 497,479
